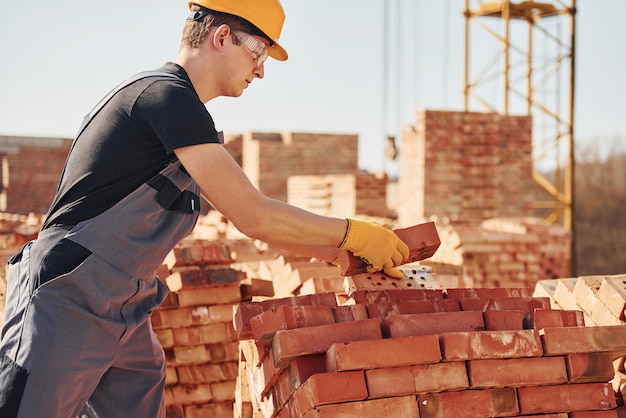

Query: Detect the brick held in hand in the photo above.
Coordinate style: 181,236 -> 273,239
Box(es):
337,221 -> 441,276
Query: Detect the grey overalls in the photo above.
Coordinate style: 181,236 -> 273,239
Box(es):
0,73 -> 201,418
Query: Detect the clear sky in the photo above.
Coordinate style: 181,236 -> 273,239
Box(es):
1,1 -> 624,173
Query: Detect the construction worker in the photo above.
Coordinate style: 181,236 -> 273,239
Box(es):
0,1 -> 409,417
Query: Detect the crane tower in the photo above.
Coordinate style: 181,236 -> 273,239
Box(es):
463,0 -> 577,273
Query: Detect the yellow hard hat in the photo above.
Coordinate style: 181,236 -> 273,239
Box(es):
189,0 -> 288,61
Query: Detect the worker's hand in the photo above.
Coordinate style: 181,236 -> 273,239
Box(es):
338,219 -> 409,279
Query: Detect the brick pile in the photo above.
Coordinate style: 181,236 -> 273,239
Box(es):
130,218 -> 626,418
396,110 -> 534,227
222,131 -> 360,204
429,216 -> 571,288
152,233 -> 351,417
151,238 -> 245,417
287,172 -> 391,218
534,274 -> 626,406
234,283 -> 626,417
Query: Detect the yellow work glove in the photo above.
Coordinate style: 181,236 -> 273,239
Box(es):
338,218 -> 410,279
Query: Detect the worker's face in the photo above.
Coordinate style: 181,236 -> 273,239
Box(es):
219,27 -> 267,97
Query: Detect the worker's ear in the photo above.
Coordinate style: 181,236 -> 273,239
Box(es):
213,24 -> 231,50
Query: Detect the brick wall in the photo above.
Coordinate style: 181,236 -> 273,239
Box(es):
397,110 -> 534,227
287,172 -> 391,218
238,132 -> 359,203
0,136 -> 72,214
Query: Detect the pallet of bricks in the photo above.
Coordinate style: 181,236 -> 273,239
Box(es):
151,238 -> 269,418
150,233 -> 328,418
234,281 -> 626,417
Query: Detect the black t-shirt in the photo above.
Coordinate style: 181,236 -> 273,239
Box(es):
43,62 -> 220,229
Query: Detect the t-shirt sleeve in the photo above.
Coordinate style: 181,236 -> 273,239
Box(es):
135,79 -> 221,154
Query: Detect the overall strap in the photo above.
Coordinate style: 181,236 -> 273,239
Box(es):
54,71 -> 181,194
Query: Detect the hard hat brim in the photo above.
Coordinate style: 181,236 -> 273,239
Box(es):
269,42 -> 288,61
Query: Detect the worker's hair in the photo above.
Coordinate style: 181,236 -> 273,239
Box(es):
181,4 -> 270,49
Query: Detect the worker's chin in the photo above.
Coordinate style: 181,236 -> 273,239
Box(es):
225,90 -> 244,98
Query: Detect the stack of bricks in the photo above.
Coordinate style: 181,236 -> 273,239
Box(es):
223,131 -> 360,204
0,136 -> 73,214
429,217 -> 571,288
233,284 -> 626,418
397,110 -> 535,227
152,238 -> 248,417
534,274 -> 626,405
287,172 -> 391,219
151,234 -> 351,417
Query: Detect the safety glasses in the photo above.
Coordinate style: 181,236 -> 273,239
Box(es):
231,30 -> 269,67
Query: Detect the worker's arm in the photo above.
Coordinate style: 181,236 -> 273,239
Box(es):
174,143 -> 409,276
175,143 -> 347,248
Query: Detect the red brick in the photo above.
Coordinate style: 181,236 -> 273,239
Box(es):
166,267 -> 245,291
240,278 -> 275,301
152,306 -> 211,330
234,304 -> 264,340
207,341 -> 239,363
272,318 -> 382,368
211,379 -> 237,402
185,402 -> 234,418
532,308 -> 586,329
569,411 -> 619,418
201,241 -> 235,264
302,395 -> 419,418
165,404 -> 183,417
155,329 -> 174,348
445,287 -> 532,300
351,288 -> 444,305
172,344 -> 216,366
366,361 -> 469,399
412,361 -> 469,393
398,299 -> 460,313
483,310 -> 526,330
172,323 -> 236,346
332,304 -> 369,322
176,362 -> 238,384
467,357 -> 567,388
418,387 -> 519,418
273,372 -> 292,411
250,305 -> 336,342
165,367 -> 178,386
517,383 -> 616,414
169,383 -> 213,405
365,366 -> 416,398
366,299 -> 461,321
382,310 -> 485,338
207,303 -> 236,323
337,221 -> 441,276
164,241 -> 204,268
177,285 -> 242,307
566,352 -> 616,383
541,326 -> 626,355
461,296 -> 551,313
274,355 -> 327,409
326,334 -> 441,372
440,329 -> 543,360
290,371 -> 368,416
233,293 -> 338,340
